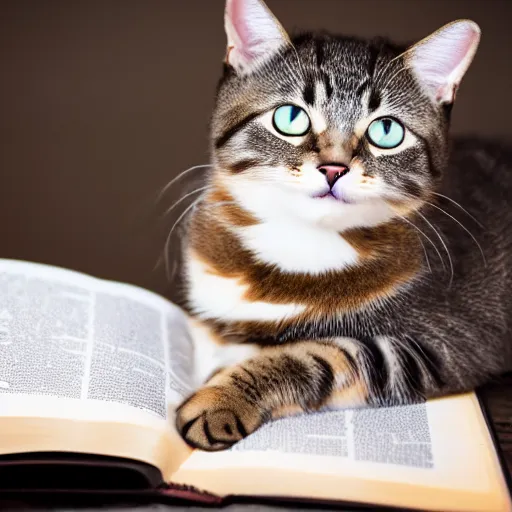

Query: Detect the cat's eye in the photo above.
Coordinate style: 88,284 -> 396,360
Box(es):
272,105 -> 311,136
366,117 -> 405,149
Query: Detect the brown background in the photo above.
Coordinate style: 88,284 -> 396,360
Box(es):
1,0 -> 511,302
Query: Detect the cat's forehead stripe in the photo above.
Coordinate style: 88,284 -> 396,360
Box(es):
303,78 -> 330,106
303,81 -> 315,106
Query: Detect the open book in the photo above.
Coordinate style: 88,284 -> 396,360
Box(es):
0,259 -> 510,512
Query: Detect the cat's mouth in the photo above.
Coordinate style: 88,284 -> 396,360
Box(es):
317,192 -> 336,199
314,191 -> 353,204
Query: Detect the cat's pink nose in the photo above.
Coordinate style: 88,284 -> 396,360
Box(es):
317,164 -> 349,189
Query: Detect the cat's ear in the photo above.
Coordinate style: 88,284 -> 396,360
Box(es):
224,0 -> 291,74
406,20 -> 481,104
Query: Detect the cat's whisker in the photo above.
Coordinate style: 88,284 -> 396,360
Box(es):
163,186 -> 209,217
203,200 -> 239,213
153,254 -> 164,274
417,235 -> 432,273
164,195 -> 204,282
396,214 -> 445,270
416,211 -> 454,288
400,188 -> 487,269
431,192 -> 484,228
156,164 -> 212,203
153,185 -> 208,278
206,200 -> 238,207
423,201 -> 487,266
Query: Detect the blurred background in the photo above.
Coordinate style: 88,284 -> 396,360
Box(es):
1,0 -> 511,303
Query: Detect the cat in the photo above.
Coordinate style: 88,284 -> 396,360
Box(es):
174,0 -> 512,451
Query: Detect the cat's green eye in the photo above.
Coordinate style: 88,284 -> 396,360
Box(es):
272,105 -> 311,136
366,117 -> 405,149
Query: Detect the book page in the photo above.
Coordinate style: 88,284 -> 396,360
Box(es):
174,394 -> 510,511
0,259 -> 194,472
229,403 -> 434,468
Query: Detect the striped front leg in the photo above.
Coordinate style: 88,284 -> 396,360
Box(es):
175,339 -> 370,451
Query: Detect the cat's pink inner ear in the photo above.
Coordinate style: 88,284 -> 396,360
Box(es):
408,20 -> 481,104
224,0 -> 290,74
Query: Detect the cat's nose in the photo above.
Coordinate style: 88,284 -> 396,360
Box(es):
317,164 -> 349,189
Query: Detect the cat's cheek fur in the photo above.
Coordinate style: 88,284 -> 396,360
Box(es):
289,161 -> 329,195
331,160 -> 385,203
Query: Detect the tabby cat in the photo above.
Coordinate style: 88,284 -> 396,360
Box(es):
174,0 -> 512,451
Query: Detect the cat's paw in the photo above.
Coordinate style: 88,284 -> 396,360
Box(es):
175,386 -> 263,451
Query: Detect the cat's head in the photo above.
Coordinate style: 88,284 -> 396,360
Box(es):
209,0 -> 480,232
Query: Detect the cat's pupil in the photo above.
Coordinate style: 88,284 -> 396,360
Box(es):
289,106 -> 301,123
383,119 -> 392,135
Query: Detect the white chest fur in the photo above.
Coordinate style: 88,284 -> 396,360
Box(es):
187,319 -> 258,387
237,220 -> 359,274
186,255 -> 306,323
